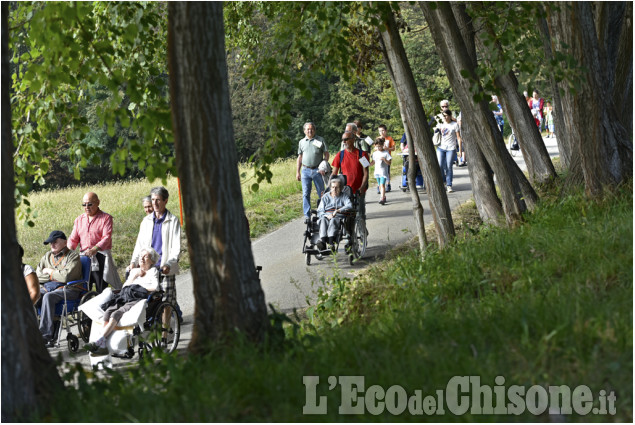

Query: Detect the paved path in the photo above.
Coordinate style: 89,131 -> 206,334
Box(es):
51,137 -> 559,367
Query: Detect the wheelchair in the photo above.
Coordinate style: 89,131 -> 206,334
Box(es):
302,176 -> 367,266
37,255 -> 98,352
78,284 -> 180,366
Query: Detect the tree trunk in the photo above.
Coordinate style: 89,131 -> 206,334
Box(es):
404,124 -> 428,252
377,33 -> 427,252
469,11 -> 557,186
494,72 -> 557,184
167,2 -> 268,352
2,5 -> 64,420
421,2 -> 536,226
546,2 -> 633,198
378,10 -> 455,247
450,3 -> 504,225
537,12 -> 574,169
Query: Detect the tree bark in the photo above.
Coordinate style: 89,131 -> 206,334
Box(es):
468,9 -> 557,185
450,3 -> 504,225
421,2 -> 537,226
167,2 -> 268,352
546,2 -> 633,198
404,124 -> 428,251
378,10 -> 455,247
537,12 -> 574,169
377,32 -> 427,252
2,4 -> 64,421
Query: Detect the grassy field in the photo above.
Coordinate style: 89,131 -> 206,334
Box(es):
17,158 -> 304,275
42,179 -> 632,422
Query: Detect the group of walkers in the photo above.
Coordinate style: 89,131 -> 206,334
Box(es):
299,88 -> 555,209
20,187 -> 182,350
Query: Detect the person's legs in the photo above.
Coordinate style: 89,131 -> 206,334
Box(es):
377,177 -> 386,202
318,217 -> 329,241
301,167 -> 313,218
90,253 -> 107,293
437,148 -> 447,184
40,287 -> 81,343
327,216 -> 341,240
357,192 -> 366,221
386,165 -> 391,191
160,275 -> 177,340
444,149 -> 454,187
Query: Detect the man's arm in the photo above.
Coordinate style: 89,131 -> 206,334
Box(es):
163,215 -> 181,274
361,155 -> 369,193
95,214 -> 113,251
50,252 -> 82,283
296,154 -> 303,181
67,216 -> 80,251
36,256 -> 49,284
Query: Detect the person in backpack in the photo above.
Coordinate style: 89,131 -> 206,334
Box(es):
331,131 -> 370,221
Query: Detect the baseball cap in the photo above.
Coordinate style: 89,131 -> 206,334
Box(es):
43,230 -> 67,245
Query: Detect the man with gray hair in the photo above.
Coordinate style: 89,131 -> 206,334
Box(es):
296,122 -> 330,219
130,186 -> 181,308
342,122 -> 371,153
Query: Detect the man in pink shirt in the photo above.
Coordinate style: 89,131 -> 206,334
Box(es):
67,192 -> 121,293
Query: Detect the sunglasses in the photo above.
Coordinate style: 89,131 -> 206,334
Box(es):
341,137 -> 354,141
82,203 -> 94,207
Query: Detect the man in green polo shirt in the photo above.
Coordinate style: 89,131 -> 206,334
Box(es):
296,122 -> 330,219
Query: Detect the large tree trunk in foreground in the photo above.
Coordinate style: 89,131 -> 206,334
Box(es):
451,3 -> 504,225
546,2 -> 633,198
538,13 -> 574,169
378,33 -> 427,252
168,2 -> 268,351
2,5 -> 64,420
422,2 -> 537,226
378,10 -> 455,247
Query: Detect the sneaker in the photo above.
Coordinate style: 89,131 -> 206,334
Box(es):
84,342 -> 101,353
386,184 -> 391,192
447,186 -> 454,193
44,339 -> 56,348
89,346 -> 109,356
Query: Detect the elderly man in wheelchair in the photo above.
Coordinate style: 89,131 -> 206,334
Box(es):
80,247 -> 180,364
303,175 -> 368,265
317,177 -> 352,252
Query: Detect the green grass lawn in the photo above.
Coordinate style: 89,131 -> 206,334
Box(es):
45,180 -> 632,422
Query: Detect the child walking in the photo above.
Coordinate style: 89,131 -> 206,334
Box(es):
371,138 -> 392,205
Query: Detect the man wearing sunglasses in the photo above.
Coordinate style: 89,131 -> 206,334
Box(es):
331,131 -> 370,222
67,192 -> 121,293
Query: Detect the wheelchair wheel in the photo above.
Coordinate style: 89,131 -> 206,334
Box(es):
351,217 -> 367,260
67,334 -> 79,353
305,252 -> 311,265
78,291 -> 97,342
149,302 -> 180,354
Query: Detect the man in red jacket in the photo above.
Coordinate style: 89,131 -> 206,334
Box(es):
331,131 -> 369,221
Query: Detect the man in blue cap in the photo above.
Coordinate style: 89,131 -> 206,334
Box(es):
36,230 -> 82,347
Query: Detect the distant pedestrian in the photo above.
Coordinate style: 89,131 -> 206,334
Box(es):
371,138 -> 392,205
435,110 -> 462,193
377,124 -> 395,192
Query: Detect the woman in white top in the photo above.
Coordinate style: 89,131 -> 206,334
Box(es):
435,110 -> 462,193
85,247 -> 160,354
